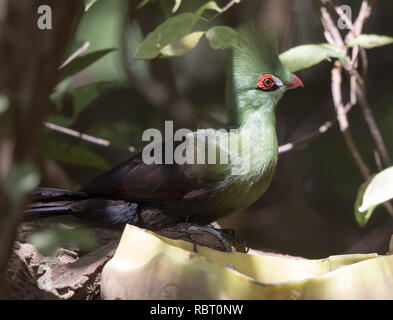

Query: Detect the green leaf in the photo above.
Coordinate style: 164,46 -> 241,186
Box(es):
196,1 -> 222,16
161,31 -> 205,57
172,0 -> 182,13
0,93 -> 9,114
206,26 -> 238,49
49,81 -> 101,127
3,162 -> 40,203
58,48 -> 116,82
347,34 -> 393,49
354,166 -> 393,227
28,226 -> 99,256
279,43 -> 345,73
133,13 -> 202,60
50,78 -> 72,112
85,0 -> 100,11
71,82 -> 101,118
47,113 -> 75,127
41,134 -> 110,170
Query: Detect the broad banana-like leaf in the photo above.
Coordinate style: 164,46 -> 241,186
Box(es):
101,225 -> 393,300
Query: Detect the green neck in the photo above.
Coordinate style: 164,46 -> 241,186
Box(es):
223,107 -> 278,207
240,108 -> 275,130
228,107 -> 278,183
239,108 -> 278,158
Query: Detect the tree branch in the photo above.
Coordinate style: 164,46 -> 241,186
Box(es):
209,0 -> 239,22
278,120 -> 336,154
331,62 -> 370,179
318,0 -> 393,219
43,122 -> 136,153
356,86 -> 391,167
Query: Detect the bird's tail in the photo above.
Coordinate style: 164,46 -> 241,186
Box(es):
24,187 -> 139,227
23,187 -> 90,221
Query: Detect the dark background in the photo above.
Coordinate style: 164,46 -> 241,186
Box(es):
41,0 -> 393,258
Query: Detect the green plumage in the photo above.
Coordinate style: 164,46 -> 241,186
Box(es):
168,25 -> 297,223
205,26 -> 294,213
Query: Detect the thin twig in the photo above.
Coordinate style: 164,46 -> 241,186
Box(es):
209,0 -> 238,22
319,5 -> 345,50
334,0 -> 391,167
360,47 -> 368,81
356,86 -> 391,166
278,120 -> 336,154
319,1 -> 391,168
331,62 -> 370,179
43,122 -> 136,153
344,1 -> 371,107
319,0 -> 393,218
347,3 -> 391,167
344,0 -> 390,167
329,0 -> 353,29
58,42 -> 90,70
373,148 -> 383,171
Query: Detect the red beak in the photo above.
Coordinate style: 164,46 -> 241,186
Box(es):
286,73 -> 303,89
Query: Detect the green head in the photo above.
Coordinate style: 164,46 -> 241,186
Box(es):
226,25 -> 303,126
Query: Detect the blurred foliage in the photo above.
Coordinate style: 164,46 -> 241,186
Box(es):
3,162 -> 40,203
28,223 -> 99,256
206,26 -> 238,49
0,93 -> 9,113
85,0 -> 100,12
58,48 -> 116,82
134,13 -> 203,59
40,133 -> 110,170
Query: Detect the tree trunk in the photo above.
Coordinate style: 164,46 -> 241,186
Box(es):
0,0 -> 84,298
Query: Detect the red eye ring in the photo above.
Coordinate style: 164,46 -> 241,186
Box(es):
257,74 -> 275,90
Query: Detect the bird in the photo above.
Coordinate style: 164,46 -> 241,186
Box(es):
25,26 -> 303,231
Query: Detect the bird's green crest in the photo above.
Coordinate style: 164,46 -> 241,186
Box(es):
233,24 -> 292,85
226,24 -> 293,125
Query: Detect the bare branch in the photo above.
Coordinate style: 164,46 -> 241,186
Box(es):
344,1 -> 372,107
279,120 -> 336,154
329,0 -> 353,30
331,62 -> 370,179
59,42 -> 90,70
319,5 -> 345,50
43,122 -> 136,153
209,0 -> 239,22
356,87 -> 391,166
319,0 -> 393,218
339,1 -> 390,167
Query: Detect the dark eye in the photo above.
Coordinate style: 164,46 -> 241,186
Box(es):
263,78 -> 272,87
256,74 -> 277,91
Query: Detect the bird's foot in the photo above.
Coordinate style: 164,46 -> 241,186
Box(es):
188,225 -> 233,252
156,223 -> 248,253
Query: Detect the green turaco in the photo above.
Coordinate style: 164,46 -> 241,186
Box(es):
25,26 -> 302,230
